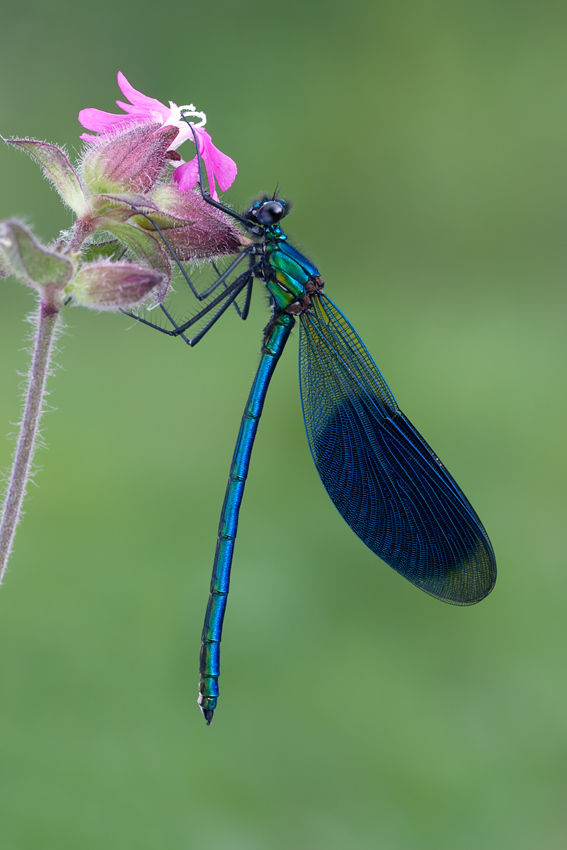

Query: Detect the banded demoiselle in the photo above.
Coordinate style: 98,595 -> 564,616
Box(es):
129,127 -> 496,725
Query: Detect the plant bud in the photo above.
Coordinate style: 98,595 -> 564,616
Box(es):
69,261 -> 167,311
145,184 -> 250,260
80,123 -> 179,195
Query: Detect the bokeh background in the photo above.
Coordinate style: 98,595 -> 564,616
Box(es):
1,1 -> 566,848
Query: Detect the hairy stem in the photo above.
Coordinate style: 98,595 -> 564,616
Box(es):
66,218 -> 94,253
0,301 -> 61,582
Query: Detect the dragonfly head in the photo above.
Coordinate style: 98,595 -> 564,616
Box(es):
245,197 -> 289,229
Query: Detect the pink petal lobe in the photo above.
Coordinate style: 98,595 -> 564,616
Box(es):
78,107 -> 133,133
115,101 -> 143,114
116,72 -> 169,119
204,161 -> 220,201
174,159 -> 199,191
115,101 -> 170,125
78,74 -> 172,139
196,128 -> 237,193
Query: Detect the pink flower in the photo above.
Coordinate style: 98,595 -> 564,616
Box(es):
78,72 -> 237,201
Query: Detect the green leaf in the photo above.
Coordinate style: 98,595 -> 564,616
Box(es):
0,220 -> 74,290
81,239 -> 126,263
101,220 -> 171,280
5,138 -> 90,217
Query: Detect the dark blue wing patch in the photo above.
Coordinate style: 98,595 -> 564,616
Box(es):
299,294 -> 496,605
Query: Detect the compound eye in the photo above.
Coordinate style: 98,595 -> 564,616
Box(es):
245,202 -> 261,221
257,200 -> 284,225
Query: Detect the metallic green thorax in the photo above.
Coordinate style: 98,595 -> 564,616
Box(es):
262,225 -> 319,311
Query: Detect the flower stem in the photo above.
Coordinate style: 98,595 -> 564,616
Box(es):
0,301 -> 61,583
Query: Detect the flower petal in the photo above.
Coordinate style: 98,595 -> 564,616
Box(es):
115,101 -> 168,124
197,128 -> 238,193
116,71 -> 170,119
78,73 -> 171,138
78,107 -> 137,134
173,128 -> 237,201
173,159 -> 199,192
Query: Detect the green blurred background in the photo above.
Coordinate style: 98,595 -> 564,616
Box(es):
1,1 -> 566,848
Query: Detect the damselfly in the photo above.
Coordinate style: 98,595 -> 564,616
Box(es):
127,128 -> 496,724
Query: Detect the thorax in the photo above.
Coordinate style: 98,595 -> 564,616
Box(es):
256,225 -> 322,312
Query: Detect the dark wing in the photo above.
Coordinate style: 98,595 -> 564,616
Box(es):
299,294 -> 496,605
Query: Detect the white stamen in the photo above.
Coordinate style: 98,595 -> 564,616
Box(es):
178,104 -> 207,128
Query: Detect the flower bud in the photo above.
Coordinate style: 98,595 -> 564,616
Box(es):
80,123 -> 179,195
144,184 -> 250,260
69,261 -> 167,311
